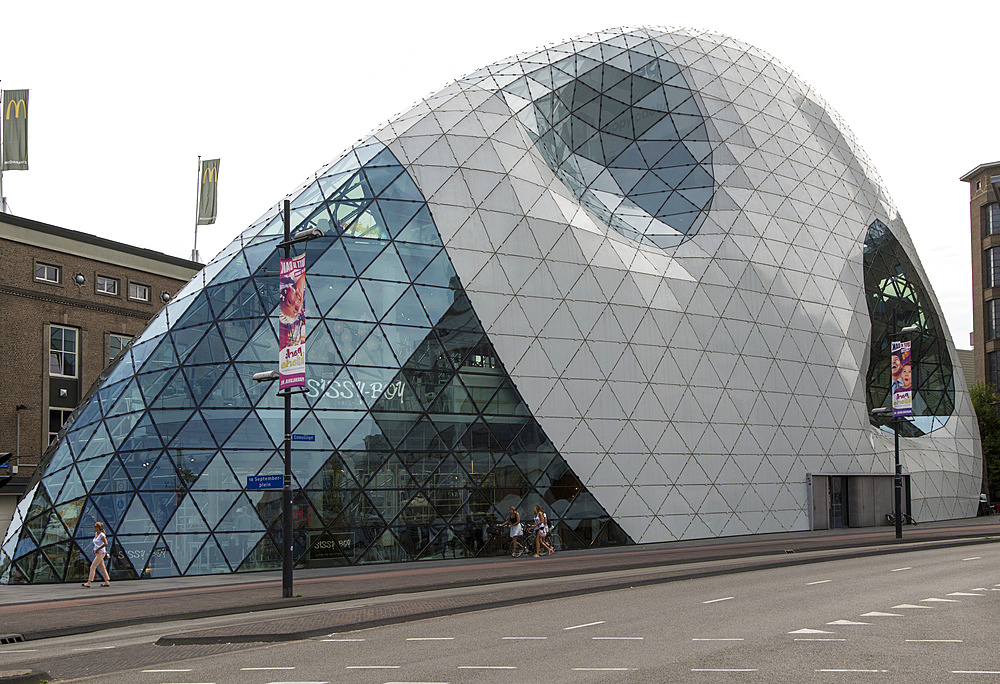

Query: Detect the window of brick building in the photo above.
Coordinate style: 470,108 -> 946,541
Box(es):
34,262 -> 61,284
987,203 -> 1000,237
109,333 -> 132,362
48,408 -> 74,445
49,325 -> 79,378
96,275 -> 120,296
128,282 -> 150,302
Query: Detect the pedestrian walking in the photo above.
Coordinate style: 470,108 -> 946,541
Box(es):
82,522 -> 111,587
532,504 -> 555,557
503,506 -> 524,556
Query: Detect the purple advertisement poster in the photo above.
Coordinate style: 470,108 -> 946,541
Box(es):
891,339 -> 912,417
278,254 -> 306,390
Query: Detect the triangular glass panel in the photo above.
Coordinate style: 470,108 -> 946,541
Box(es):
215,531 -> 265,571
309,275 -> 353,316
163,493 -> 210,534
394,205 -> 442,245
119,495 -> 158,536
165,411 -> 218,450
220,411 -> 275,450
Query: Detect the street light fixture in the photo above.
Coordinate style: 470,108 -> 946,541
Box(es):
873,316 -> 922,540
250,199 -> 323,599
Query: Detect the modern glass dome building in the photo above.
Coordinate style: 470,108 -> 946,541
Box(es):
1,27 -> 980,582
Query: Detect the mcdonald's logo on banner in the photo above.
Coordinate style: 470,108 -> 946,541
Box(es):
197,158 -> 220,225
2,89 -> 29,170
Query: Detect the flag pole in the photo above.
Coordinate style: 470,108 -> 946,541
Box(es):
192,155 -> 201,262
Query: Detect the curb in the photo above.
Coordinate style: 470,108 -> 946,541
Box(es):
156,535 -> 1000,645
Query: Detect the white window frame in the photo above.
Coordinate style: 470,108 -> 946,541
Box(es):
34,262 -> 61,284
49,324 -> 79,378
109,333 -> 132,362
96,275 -> 120,296
48,407 -> 75,445
128,281 -> 150,302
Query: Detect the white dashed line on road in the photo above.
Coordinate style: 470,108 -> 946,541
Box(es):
892,604 -> 931,609
457,666 -> 516,670
952,671 -> 1000,675
592,636 -> 644,640
962,557 -> 982,561
921,598 -> 959,603
564,621 -> 605,630
826,620 -> 870,625
502,636 -> 547,640
794,638 -> 847,642
141,670 -> 193,673
239,667 -> 297,670
407,637 -> 455,641
346,666 -> 401,669
862,612 -> 902,617
807,580 -> 832,585
691,668 -> 757,672
948,592 -> 984,596
817,669 -> 887,673
574,668 -> 637,671
321,638 -> 366,642
692,638 -> 744,641
891,567 -> 912,572
703,596 -> 735,604
789,628 -> 833,634
906,639 -> 963,643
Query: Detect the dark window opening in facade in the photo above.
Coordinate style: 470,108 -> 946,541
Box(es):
990,351 -> 1000,389
987,203 -> 1000,237
34,262 -> 60,284
49,324 -> 78,378
987,248 -> 1000,290
989,300 -> 1000,341
128,282 -> 150,302
48,407 -> 74,445
96,275 -> 119,296
109,333 -> 131,362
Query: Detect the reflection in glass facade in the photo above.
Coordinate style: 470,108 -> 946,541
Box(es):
2,27 -> 981,582
864,220 -> 955,437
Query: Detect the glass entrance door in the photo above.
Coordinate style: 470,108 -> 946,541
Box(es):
829,476 -> 848,528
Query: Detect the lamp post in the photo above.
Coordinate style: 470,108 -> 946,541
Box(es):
14,404 -> 29,470
872,316 -> 921,540
250,199 -> 322,599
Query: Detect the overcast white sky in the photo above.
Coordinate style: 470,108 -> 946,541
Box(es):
0,1 -> 991,349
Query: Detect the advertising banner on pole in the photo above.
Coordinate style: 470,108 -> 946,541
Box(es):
278,254 -> 306,390
891,339 -> 913,417
3,89 -> 29,170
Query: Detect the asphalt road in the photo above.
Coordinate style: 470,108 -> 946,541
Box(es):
6,541 -> 999,683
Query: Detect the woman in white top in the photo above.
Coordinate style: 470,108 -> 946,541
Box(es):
532,504 -> 555,557
82,522 -> 111,587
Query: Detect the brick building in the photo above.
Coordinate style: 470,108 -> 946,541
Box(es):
960,163 -> 1000,387
0,213 -> 200,539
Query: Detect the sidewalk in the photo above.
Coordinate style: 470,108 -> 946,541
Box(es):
2,516 -> 997,645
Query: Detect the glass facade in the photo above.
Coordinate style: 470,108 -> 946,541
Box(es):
0,142 -> 626,583
864,220 -> 955,436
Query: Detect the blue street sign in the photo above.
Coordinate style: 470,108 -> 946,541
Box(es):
292,434 -> 316,442
247,474 -> 283,490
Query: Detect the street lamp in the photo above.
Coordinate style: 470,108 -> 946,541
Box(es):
872,315 -> 922,540
250,199 -> 322,599
14,404 -> 29,471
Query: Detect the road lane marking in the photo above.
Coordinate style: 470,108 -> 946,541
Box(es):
807,580 -> 832,585
691,669 -> 757,672
322,638 -> 366,642
952,671 -> 1000,674
502,636 -> 547,640
142,670 -> 193,673
962,557 -> 982,561
891,567 -> 912,572
826,620 -> 870,625
817,669 -> 888,673
789,628 -> 833,634
794,638 -> 847,642
921,598 -> 959,603
593,637 -> 644,640
574,668 -> 636,671
703,596 -> 735,604
948,592 -> 984,596
346,666 -> 401,669
407,637 -> 455,641
692,638 -> 744,641
862,612 -> 902,617
906,639 -> 962,643
892,604 -> 931,609
458,666 -> 516,669
564,621 -> 605,630
73,646 -> 115,651
239,667 -> 297,670
0,649 -> 37,653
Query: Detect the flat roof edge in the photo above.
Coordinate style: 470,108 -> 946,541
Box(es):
0,212 -> 203,270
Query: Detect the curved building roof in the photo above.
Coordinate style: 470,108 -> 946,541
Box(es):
1,27 -> 980,582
